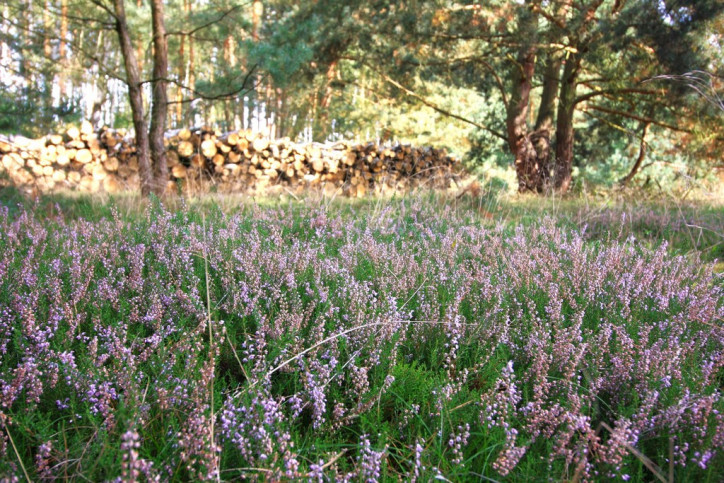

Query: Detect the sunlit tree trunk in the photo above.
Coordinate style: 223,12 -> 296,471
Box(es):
43,2 -> 51,57
149,0 -> 169,194
531,53 -> 562,174
506,3 -> 550,193
249,0 -> 262,133
318,60 -> 338,140
186,0 -> 196,126
113,0 -> 153,196
41,1 -> 54,116
277,89 -> 286,139
21,0 -> 32,91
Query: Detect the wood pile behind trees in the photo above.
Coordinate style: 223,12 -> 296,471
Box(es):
0,121 -> 462,197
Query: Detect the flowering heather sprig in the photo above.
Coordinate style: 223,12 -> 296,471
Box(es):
120,429 -> 141,482
448,423 -> 470,465
305,370 -> 327,429
308,459 -> 325,482
399,404 -> 420,436
357,435 -> 387,483
481,360 -> 528,475
34,441 -> 53,480
411,439 -> 425,482
219,389 -> 297,477
176,406 -> 219,480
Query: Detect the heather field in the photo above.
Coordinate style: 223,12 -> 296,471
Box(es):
0,192 -> 723,482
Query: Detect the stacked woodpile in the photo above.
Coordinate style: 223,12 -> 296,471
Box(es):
1,122 -> 461,196
0,121 -> 130,193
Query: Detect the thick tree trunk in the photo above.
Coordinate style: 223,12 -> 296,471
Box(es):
506,6 -> 549,193
506,46 -> 538,192
529,53 -> 563,188
553,0 -> 604,193
149,0 -> 169,195
113,0 -> 152,196
535,54 -> 561,135
318,60 -> 338,138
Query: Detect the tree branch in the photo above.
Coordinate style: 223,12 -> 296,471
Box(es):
620,120 -> 651,186
342,57 -> 507,142
574,87 -> 661,105
147,65 -> 260,104
89,0 -> 118,22
583,104 -> 692,133
480,59 -> 509,110
165,3 -> 247,39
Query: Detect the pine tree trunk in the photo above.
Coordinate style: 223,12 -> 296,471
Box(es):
277,89 -> 286,139
505,7 -> 548,193
43,2 -> 51,57
553,53 -> 581,193
113,0 -> 152,196
21,0 -> 31,90
317,60 -> 338,141
250,0 -> 262,133
187,0 -> 195,126
149,0 -> 169,195
528,53 -> 562,188
553,0 -> 604,193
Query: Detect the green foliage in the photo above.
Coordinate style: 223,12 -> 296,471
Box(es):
0,89 -> 80,136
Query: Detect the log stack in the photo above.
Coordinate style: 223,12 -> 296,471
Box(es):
1,123 -> 462,196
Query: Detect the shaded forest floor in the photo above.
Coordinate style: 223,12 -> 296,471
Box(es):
0,184 -> 722,481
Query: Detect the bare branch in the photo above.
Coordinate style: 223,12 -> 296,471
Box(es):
574,87 -> 661,105
89,0 -> 117,22
620,121 -> 651,186
584,104 -> 692,133
151,65 -> 260,104
342,57 -> 507,142
165,3 -> 247,39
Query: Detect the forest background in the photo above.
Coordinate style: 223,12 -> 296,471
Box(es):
0,0 -> 722,195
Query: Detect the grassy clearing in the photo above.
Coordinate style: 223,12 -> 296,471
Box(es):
0,188 -> 722,481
